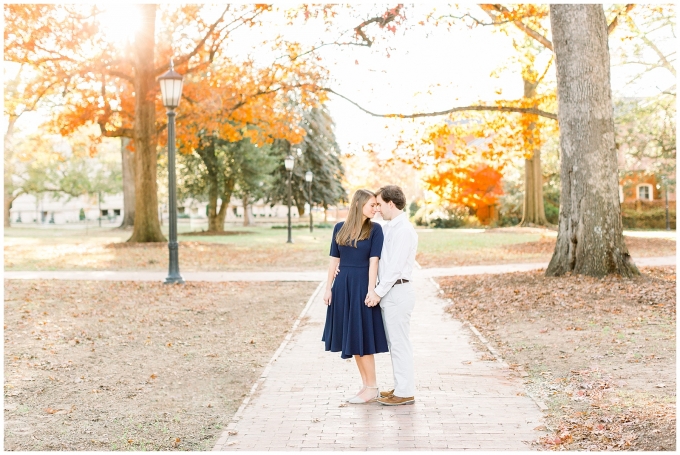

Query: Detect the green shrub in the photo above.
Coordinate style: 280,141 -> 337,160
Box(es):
544,202 -> 560,225
622,207 -> 676,229
413,206 -> 480,228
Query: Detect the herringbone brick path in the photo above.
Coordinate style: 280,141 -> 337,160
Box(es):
212,276 -> 547,451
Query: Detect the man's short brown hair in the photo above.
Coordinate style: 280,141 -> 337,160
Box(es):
376,185 -> 406,210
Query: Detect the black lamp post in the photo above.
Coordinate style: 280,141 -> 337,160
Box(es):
305,171 -> 313,233
284,154 -> 295,243
158,60 -> 184,284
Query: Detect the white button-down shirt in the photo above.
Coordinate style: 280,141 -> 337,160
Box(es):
374,211 -> 418,297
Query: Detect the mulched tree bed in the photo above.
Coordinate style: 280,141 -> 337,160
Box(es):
438,266 -> 676,451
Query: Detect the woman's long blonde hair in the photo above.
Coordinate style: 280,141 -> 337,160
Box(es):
336,189 -> 375,247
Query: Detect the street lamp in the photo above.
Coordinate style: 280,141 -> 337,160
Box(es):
305,171 -> 313,233
158,60 -> 184,284
284,153 -> 295,243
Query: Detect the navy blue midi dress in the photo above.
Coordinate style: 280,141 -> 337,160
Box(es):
322,221 -> 389,359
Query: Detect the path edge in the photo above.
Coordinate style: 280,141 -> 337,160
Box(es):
428,277 -> 549,413
212,280 -> 325,450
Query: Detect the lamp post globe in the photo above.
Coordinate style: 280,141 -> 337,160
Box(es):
285,154 -> 295,243
158,61 -> 184,109
158,60 -> 184,284
305,171 -> 313,233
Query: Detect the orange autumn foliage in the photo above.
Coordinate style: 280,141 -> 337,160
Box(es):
4,4 -> 328,153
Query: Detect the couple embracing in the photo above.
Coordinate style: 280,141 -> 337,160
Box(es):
322,185 -> 418,406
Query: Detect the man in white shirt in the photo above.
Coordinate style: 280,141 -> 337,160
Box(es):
365,185 -> 418,406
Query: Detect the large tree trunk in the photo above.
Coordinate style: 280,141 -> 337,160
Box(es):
120,137 -> 136,228
242,193 -> 251,226
215,177 -> 234,231
207,175 -> 220,232
521,153 -> 548,225
128,4 -> 165,242
546,4 -> 638,278
520,75 -> 549,227
4,116 -> 17,228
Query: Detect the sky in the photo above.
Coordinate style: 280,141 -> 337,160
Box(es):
5,3 -> 676,162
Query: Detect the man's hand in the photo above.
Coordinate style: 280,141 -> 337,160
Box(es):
365,289 -> 381,307
334,264 -> 340,278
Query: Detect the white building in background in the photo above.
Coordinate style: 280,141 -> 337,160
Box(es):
8,192 -> 333,226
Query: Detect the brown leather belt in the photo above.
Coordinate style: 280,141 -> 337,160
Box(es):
392,279 -> 410,287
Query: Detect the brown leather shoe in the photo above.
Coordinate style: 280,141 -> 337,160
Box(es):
380,389 -> 394,398
376,395 -> 415,406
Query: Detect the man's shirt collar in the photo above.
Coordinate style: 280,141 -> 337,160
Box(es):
386,211 -> 407,227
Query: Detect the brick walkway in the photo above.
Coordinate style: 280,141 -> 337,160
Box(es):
212,276 -> 547,451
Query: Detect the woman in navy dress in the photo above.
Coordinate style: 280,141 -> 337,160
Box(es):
322,189 -> 388,404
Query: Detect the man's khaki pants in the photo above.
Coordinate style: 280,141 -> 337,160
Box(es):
379,282 -> 416,398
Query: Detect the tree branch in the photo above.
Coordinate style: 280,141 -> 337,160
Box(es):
354,4 -> 404,47
480,4 -> 553,51
156,7 -> 230,76
608,4 -> 635,35
106,70 -> 133,82
98,123 -> 134,139
322,87 -> 558,120
626,14 -> 676,77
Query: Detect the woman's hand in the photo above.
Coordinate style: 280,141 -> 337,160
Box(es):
323,289 -> 332,306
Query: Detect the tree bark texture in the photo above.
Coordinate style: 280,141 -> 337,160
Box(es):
242,194 -> 250,226
546,4 -> 639,278
199,138 -> 231,232
128,4 -> 165,242
520,76 -> 548,226
4,116 -> 17,228
120,137 -> 136,228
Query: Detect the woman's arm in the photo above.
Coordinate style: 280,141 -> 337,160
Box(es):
366,257 -> 379,307
323,257 -> 340,306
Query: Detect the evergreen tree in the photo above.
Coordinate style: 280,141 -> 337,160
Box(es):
267,106 -> 347,217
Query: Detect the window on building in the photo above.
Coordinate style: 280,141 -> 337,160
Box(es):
113,209 -> 121,216
101,209 -> 109,216
637,184 -> 652,201
178,206 -> 185,214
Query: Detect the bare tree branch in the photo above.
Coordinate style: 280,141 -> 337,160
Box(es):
625,14 -> 676,77
322,87 -> 558,120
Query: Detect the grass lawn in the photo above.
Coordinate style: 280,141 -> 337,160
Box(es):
4,225 -> 675,272
3,279 -> 320,450
438,266 -> 676,451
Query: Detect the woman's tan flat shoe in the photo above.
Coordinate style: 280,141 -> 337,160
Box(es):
348,386 -> 379,404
